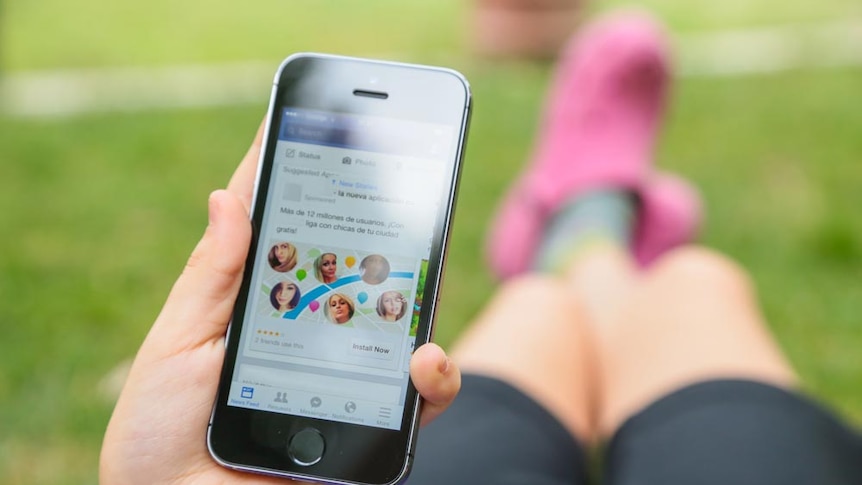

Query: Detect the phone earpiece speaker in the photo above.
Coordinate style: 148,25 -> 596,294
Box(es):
352,89 -> 389,100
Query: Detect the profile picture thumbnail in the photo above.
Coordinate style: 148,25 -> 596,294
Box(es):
324,293 -> 355,324
268,241 -> 298,272
359,254 -> 390,285
270,280 -> 301,313
314,252 -> 338,284
376,290 -> 407,322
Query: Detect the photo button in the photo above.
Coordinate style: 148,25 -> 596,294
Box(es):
287,428 -> 325,466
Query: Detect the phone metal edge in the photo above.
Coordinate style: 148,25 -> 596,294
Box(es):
400,80 -> 471,472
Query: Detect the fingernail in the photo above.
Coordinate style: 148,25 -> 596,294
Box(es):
208,191 -> 221,227
438,356 -> 451,374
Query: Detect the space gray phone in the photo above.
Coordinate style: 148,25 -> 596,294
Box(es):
207,53 -> 471,484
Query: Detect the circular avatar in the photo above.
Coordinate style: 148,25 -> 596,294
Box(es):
268,242 -> 298,272
376,290 -> 407,322
314,252 -> 338,284
270,281 -> 301,313
359,254 -> 391,285
324,293 -> 355,324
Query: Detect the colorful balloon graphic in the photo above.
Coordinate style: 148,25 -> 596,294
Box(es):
345,256 -> 356,268
308,300 -> 320,312
307,248 -> 321,258
296,269 -> 307,281
357,292 -> 368,304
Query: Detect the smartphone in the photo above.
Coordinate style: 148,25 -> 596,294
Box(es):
207,53 -> 471,484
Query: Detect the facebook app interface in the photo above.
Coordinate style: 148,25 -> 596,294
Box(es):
227,108 -> 455,430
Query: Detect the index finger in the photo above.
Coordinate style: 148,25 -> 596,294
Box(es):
226,117 -> 266,212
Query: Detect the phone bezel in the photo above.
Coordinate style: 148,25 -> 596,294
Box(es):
207,53 -> 471,485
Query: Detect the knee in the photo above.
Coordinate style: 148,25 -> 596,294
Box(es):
495,274 -> 570,303
486,274 -> 590,334
649,246 -> 755,299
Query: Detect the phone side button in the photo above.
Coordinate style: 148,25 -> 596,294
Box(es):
287,428 -> 326,466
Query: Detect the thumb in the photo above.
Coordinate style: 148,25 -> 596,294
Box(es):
411,343 -> 461,426
145,189 -> 252,358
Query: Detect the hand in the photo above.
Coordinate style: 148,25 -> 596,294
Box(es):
100,121 -> 461,485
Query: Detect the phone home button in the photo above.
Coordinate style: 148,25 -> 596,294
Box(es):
287,428 -> 326,466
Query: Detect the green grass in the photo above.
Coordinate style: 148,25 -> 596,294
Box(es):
2,0 -> 465,71
2,0 -> 862,483
0,109 -> 265,483
5,0 -> 862,71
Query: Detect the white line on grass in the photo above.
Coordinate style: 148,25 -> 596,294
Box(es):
676,19 -> 862,77
2,20 -> 861,118
1,61 -> 276,117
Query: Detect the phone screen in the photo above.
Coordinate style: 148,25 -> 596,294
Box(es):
225,106 -> 458,430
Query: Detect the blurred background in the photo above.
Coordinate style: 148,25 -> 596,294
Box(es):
1,0 -> 861,483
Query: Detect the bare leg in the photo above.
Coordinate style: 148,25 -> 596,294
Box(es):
560,242 -> 638,330
563,245 -> 798,436
451,275 -> 598,443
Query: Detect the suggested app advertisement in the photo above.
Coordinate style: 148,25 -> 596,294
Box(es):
228,108 -> 453,430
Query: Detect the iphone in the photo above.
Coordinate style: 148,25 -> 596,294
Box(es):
207,53 -> 471,484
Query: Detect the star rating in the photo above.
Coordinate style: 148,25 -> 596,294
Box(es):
257,329 -> 282,337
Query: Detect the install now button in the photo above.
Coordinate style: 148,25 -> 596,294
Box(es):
349,339 -> 396,360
